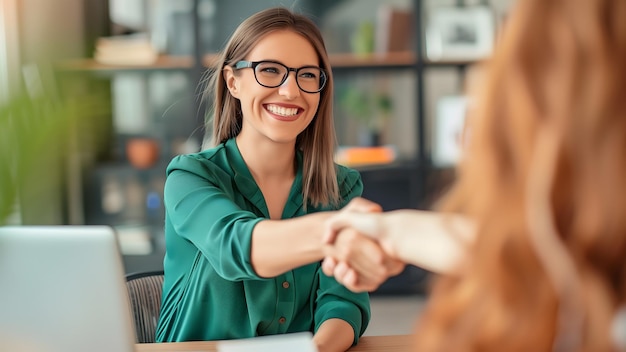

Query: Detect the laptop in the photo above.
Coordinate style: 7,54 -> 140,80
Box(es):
0,225 -> 136,352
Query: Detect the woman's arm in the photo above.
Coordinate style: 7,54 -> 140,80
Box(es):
313,319 -> 354,352
250,212 -> 331,277
250,175 -> 388,278
251,199 -> 392,278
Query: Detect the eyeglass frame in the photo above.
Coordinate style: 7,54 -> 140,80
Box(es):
232,60 -> 327,94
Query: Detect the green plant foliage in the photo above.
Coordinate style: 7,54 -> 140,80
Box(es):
0,74 -> 109,225
340,87 -> 393,132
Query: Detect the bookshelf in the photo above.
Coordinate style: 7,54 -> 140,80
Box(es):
57,51 -> 477,74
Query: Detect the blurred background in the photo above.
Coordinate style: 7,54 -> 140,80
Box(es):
0,0 -> 515,303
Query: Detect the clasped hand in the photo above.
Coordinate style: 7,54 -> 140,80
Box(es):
322,198 -> 405,292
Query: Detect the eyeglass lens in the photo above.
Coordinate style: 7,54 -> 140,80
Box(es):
254,62 -> 325,93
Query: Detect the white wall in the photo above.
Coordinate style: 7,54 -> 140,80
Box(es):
0,0 -> 20,101
18,0 -> 85,64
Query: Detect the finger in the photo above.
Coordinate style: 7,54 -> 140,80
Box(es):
337,233 -> 387,281
321,257 -> 337,277
328,259 -> 387,293
343,197 -> 383,213
336,267 -> 369,293
343,268 -> 358,288
342,268 -> 384,293
333,261 -> 350,281
346,242 -> 386,283
384,258 -> 406,277
345,270 -> 372,292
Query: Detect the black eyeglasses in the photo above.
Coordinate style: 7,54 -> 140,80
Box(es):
233,60 -> 327,94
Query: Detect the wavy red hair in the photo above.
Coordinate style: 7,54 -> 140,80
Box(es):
414,0 -> 626,351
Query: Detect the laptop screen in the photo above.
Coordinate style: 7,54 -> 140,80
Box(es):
0,226 -> 136,352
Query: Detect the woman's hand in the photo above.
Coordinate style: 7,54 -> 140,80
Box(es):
323,227 -> 405,292
321,197 -> 404,292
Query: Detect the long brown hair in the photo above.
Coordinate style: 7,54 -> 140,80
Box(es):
415,0 -> 626,351
201,7 -> 339,208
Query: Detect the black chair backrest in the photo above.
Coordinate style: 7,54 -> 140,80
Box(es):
125,270 -> 164,343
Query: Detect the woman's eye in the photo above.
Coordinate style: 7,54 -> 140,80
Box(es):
259,67 -> 281,74
299,71 -> 319,80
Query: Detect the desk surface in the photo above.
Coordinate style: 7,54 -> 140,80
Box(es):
135,335 -> 412,352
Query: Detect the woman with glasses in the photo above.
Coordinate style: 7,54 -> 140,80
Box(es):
155,7 -> 402,351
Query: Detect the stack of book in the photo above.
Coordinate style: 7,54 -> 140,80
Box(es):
94,34 -> 158,66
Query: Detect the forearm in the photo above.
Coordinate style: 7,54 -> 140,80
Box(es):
251,212 -> 332,277
382,210 -> 474,273
313,318 -> 355,352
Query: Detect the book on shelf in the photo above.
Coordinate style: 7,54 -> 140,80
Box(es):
94,33 -> 158,66
375,6 -> 414,54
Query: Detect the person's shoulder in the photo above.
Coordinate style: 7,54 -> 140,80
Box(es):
166,143 -> 229,176
335,164 -> 362,188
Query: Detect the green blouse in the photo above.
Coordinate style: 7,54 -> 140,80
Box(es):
155,138 -> 370,344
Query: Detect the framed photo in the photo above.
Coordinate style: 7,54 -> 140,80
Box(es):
432,95 -> 468,167
426,6 -> 495,61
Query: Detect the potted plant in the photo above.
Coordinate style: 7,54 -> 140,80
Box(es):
340,86 -> 393,146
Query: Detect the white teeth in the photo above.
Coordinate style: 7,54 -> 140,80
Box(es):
266,104 -> 298,116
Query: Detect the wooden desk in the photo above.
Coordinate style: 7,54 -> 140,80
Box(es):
135,334 -> 412,352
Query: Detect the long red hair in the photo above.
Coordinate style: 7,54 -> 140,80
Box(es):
414,0 -> 626,351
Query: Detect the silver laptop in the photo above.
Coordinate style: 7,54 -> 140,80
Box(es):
0,225 -> 136,352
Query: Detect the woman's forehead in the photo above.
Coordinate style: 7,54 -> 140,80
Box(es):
246,30 -> 319,67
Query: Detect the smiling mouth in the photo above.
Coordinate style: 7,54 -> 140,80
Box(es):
265,104 -> 301,117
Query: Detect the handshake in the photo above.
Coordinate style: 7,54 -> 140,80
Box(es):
321,197 -> 474,292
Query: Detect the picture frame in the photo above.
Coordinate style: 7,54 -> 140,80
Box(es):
425,6 -> 495,61
432,95 -> 468,167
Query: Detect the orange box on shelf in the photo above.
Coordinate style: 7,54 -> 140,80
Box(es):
335,145 -> 396,167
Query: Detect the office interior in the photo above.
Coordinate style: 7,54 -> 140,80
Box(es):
1,0 -> 515,335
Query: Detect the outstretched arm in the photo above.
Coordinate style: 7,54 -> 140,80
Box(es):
322,198 -> 475,291
251,186 -> 387,278
325,208 -> 474,273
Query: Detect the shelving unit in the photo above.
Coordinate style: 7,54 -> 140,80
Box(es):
57,51 -> 474,73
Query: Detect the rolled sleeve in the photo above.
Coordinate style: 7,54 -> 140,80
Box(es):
314,267 -> 371,345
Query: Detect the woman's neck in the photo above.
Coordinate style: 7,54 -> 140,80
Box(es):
235,134 -> 296,182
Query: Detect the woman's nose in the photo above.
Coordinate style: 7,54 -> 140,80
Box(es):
278,72 -> 300,99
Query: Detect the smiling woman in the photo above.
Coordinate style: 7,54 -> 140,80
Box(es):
222,29 -> 323,149
154,7 -> 403,352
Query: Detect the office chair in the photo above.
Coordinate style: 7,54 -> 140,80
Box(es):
125,270 -> 164,343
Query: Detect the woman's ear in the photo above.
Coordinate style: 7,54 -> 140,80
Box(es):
223,66 -> 240,98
